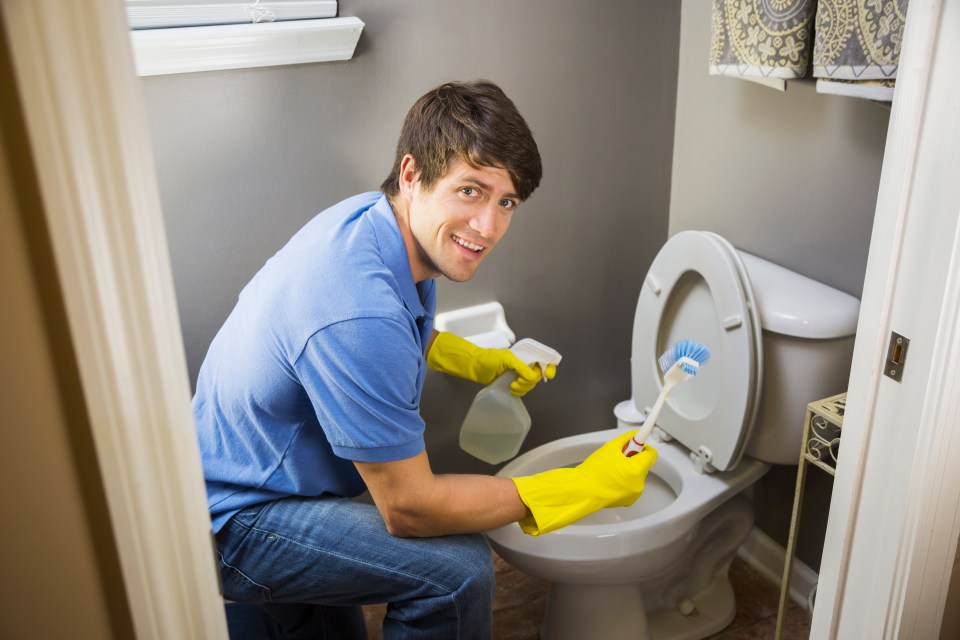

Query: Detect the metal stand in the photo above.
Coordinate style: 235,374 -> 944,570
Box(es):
774,392 -> 846,639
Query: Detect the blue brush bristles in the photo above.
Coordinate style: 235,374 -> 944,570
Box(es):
658,339 -> 711,375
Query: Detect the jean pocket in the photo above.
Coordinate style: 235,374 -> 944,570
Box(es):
219,553 -> 274,604
231,501 -> 271,529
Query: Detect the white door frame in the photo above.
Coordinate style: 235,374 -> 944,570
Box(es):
2,0 -> 957,637
1,1 -> 227,638
811,0 -> 960,637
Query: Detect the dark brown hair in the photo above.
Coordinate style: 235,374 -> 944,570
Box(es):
381,80 -> 542,202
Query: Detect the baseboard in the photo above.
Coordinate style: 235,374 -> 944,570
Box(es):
737,527 -> 819,610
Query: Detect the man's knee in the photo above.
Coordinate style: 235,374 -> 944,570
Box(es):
450,534 -> 495,600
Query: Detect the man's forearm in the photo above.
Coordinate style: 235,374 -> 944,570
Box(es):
420,473 -> 530,536
355,451 -> 530,537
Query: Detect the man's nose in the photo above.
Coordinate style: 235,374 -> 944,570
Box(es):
469,203 -> 501,239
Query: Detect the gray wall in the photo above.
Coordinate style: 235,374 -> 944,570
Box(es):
670,4 -> 888,297
143,0 -> 682,476
669,1 -> 890,569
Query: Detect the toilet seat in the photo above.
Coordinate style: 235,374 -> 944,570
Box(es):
631,230 -> 760,471
701,231 -> 764,460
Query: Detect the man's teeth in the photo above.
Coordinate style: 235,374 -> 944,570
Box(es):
453,235 -> 484,252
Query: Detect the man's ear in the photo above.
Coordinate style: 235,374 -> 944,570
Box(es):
398,154 -> 418,198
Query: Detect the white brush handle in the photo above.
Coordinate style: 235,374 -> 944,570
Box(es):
623,390 -> 668,457
623,363 -> 691,457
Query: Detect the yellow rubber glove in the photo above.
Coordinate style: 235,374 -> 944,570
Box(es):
511,430 -> 658,536
427,331 -> 557,397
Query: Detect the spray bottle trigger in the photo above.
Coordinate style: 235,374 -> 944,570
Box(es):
509,338 -> 563,382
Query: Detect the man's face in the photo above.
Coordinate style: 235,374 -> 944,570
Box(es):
404,158 -> 520,282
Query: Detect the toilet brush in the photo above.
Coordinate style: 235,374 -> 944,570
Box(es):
623,339 -> 711,457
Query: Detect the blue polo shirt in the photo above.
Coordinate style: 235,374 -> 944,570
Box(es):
193,192 -> 436,533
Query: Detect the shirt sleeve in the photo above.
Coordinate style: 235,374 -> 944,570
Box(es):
293,316 -> 427,463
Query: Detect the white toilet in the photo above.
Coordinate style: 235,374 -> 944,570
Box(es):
485,230 -> 860,640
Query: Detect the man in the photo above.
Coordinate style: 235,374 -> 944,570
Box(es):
195,80 -> 657,639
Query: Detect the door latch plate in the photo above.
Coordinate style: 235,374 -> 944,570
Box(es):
884,332 -> 909,382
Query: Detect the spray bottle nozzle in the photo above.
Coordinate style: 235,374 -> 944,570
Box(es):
509,338 -> 563,383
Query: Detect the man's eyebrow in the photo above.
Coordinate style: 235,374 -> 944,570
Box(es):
461,177 -> 520,200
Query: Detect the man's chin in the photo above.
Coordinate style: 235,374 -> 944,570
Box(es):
441,264 -> 480,283
443,272 -> 475,283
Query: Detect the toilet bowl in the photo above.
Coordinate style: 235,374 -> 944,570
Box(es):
485,231 -> 860,640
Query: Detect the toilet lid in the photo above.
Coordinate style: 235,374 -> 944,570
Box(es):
631,230 -> 760,471
701,231 -> 764,458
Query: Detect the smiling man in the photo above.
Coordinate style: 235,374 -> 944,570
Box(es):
195,80 -> 658,639
397,158 -> 517,283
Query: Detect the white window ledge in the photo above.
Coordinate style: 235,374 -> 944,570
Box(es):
131,16 -> 364,76
127,1 -> 338,30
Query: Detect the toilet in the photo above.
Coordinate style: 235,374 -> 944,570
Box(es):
484,230 -> 860,640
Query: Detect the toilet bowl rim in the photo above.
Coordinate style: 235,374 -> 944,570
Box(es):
491,429 -> 767,546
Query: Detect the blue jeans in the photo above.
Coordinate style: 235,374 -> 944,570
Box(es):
216,495 -> 495,639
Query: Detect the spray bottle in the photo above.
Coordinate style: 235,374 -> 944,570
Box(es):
459,338 -> 562,464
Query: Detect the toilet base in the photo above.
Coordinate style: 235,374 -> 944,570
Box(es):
540,575 -> 737,640
645,573 -> 736,640
538,496 -> 753,640
539,575 -> 736,640
541,582 -> 650,640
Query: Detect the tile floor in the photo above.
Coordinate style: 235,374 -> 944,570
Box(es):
362,552 -> 811,639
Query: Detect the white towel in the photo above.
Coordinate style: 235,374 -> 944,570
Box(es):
816,78 -> 896,102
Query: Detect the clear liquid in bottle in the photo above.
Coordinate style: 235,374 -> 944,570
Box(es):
458,373 -> 531,464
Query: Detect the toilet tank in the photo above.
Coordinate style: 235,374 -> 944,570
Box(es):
737,252 -> 861,464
